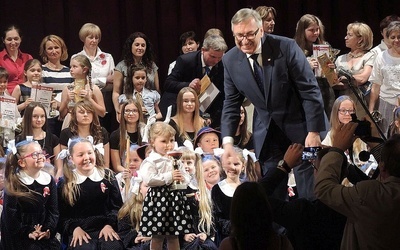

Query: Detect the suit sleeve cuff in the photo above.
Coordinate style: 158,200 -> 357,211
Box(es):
222,136 -> 234,146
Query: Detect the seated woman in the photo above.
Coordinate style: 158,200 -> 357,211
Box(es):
57,137 -> 123,249
59,100 -> 110,168
110,99 -> 145,173
15,102 -> 62,180
322,95 -> 377,176
169,87 -> 204,146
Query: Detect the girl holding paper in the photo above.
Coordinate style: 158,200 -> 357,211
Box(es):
11,59 -> 41,115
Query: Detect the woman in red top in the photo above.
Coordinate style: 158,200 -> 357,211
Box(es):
0,25 -> 33,93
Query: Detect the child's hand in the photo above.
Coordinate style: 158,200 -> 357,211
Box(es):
122,169 -> 132,179
283,143 -> 304,168
184,233 -> 197,242
24,97 -> 34,107
197,232 -> 207,242
71,226 -> 91,247
172,169 -> 183,181
28,230 -> 39,240
99,224 -> 120,241
79,89 -> 93,100
135,235 -> 151,243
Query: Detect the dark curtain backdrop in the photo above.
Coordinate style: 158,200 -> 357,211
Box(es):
0,0 -> 398,90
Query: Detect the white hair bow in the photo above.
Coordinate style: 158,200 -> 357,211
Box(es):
7,139 -> 17,155
243,149 -> 257,162
86,136 -> 104,155
94,143 -> 104,155
213,148 -> 225,158
142,114 -> 157,143
57,149 -> 69,160
163,105 -> 172,124
130,175 -> 143,195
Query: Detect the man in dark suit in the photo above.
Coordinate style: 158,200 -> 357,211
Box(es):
221,8 -> 327,200
159,35 -> 227,128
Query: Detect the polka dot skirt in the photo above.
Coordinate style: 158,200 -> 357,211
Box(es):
140,185 -> 193,236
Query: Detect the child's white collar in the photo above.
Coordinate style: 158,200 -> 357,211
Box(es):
73,167 -> 103,184
18,170 -> 51,185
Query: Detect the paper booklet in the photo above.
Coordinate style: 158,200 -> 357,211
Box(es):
198,74 -> 220,112
30,83 -> 54,117
313,44 -> 338,86
0,95 -> 17,129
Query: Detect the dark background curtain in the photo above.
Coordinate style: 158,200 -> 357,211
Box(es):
0,0 -> 397,89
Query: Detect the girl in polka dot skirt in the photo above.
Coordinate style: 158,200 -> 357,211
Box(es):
139,122 -> 192,249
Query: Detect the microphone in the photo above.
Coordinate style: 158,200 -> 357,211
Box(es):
359,150 -> 371,162
337,67 -> 354,80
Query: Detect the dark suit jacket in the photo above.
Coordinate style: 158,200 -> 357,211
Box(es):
221,34 -> 327,157
160,51 -> 224,128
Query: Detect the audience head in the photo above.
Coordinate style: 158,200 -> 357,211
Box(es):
379,15 -> 400,47
5,140 -> 45,199
294,14 -> 325,55
70,101 -> 103,146
380,134 -> 400,178
346,22 -> 373,51
39,34 -> 69,63
24,59 -> 42,83
330,95 -> 356,128
125,64 -> 147,94
231,8 -> 264,54
195,127 -> 220,154
202,154 -> 222,188
201,35 -> 227,67
120,98 -> 144,127
230,182 -> 274,249
79,23 -> 101,43
179,31 -> 200,54
255,6 -> 276,34
386,21 -> 400,47
1,25 -> 22,52
21,102 -> 48,136
121,32 -> 155,69
390,106 -> 400,136
176,87 -> 200,116
0,67 -> 8,94
204,28 -> 224,39
149,122 -> 176,156
123,144 -> 143,174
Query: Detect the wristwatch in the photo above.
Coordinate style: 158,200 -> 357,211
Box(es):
278,160 -> 291,173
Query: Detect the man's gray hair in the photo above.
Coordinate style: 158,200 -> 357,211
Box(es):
231,8 -> 262,30
202,35 -> 228,52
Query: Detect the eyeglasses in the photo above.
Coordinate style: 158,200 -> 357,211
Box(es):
233,28 -> 260,41
338,109 -> 355,115
124,109 -> 139,115
21,151 -> 46,160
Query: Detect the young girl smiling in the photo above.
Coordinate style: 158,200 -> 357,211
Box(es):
1,140 -> 60,249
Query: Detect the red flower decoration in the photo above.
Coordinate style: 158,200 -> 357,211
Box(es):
43,186 -> 50,197
99,53 -> 105,59
100,182 -> 108,193
101,60 -> 107,65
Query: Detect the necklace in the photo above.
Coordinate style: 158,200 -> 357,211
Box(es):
348,51 -> 364,58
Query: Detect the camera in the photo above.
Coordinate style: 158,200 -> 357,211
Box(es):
302,147 -> 322,161
351,114 -> 371,137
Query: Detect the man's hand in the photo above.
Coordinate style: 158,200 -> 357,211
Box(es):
283,143 -> 304,168
305,132 -> 321,147
221,143 -> 234,169
332,123 -> 358,151
189,78 -> 201,93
